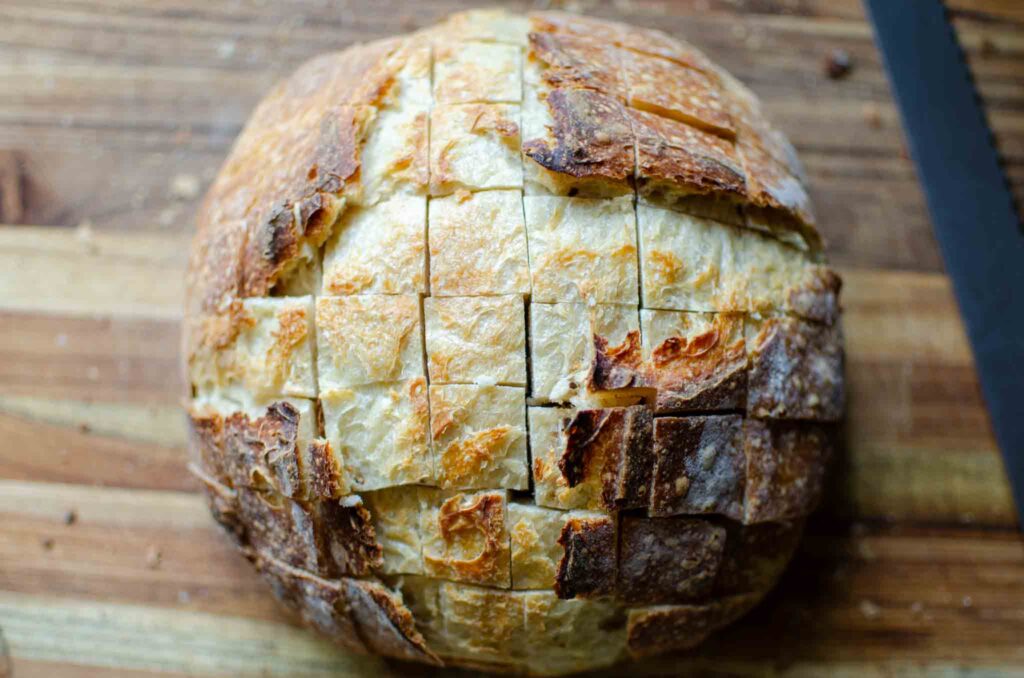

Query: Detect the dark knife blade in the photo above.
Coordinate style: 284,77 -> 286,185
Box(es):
864,0 -> 1024,527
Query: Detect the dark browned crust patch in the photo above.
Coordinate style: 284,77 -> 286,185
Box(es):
240,105 -> 369,299
589,330 -> 647,392
650,415 -> 745,520
256,553 -> 367,653
523,88 -> 635,186
625,593 -> 760,658
555,515 -> 617,599
617,516 -> 726,604
191,465 -> 245,546
647,314 -> 748,414
747,317 -> 844,422
224,402 -> 304,499
630,107 -> 746,203
236,487 -> 321,573
743,419 -> 835,524
560,406 -> 654,510
308,439 -> 346,499
312,497 -> 384,577
529,31 -> 626,99
715,520 -> 804,596
344,578 -> 443,665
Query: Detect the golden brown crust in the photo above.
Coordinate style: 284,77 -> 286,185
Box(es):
621,48 -> 734,138
235,487 -> 321,573
747,317 -> 845,421
743,419 -> 835,524
224,403 -> 304,498
528,31 -> 626,99
187,42 -> 396,315
555,515 -> 617,599
617,517 -> 726,604
310,498 -> 383,577
650,415 -> 745,520
560,406 -> 654,511
307,439 -> 346,499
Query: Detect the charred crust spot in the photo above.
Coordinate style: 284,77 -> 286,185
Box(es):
523,88 -> 634,182
560,406 -> 654,510
560,409 -> 614,488
555,516 -> 617,599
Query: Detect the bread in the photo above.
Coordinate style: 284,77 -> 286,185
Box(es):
183,8 -> 844,674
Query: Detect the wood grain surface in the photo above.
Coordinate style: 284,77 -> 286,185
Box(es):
0,1 -> 1022,676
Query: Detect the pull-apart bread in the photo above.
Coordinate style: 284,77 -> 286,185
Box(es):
184,8 -> 843,674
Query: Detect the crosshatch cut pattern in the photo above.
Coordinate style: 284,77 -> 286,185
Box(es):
182,9 -> 845,675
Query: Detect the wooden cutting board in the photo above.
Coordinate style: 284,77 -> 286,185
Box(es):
1,1 -> 1022,676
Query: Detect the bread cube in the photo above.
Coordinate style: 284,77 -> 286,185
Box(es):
316,295 -> 423,390
427,190 -> 530,296
429,384 -> 529,490
524,195 -> 638,304
529,301 -> 639,402
429,104 -> 522,194
320,378 -> 433,491
640,309 -> 747,412
321,194 -> 426,295
424,295 -> 527,386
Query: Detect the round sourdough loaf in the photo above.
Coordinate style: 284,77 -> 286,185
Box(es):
184,8 -> 844,674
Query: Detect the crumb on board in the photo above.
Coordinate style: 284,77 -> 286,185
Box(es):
859,599 -> 881,620
825,49 -> 852,79
146,545 -> 163,569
